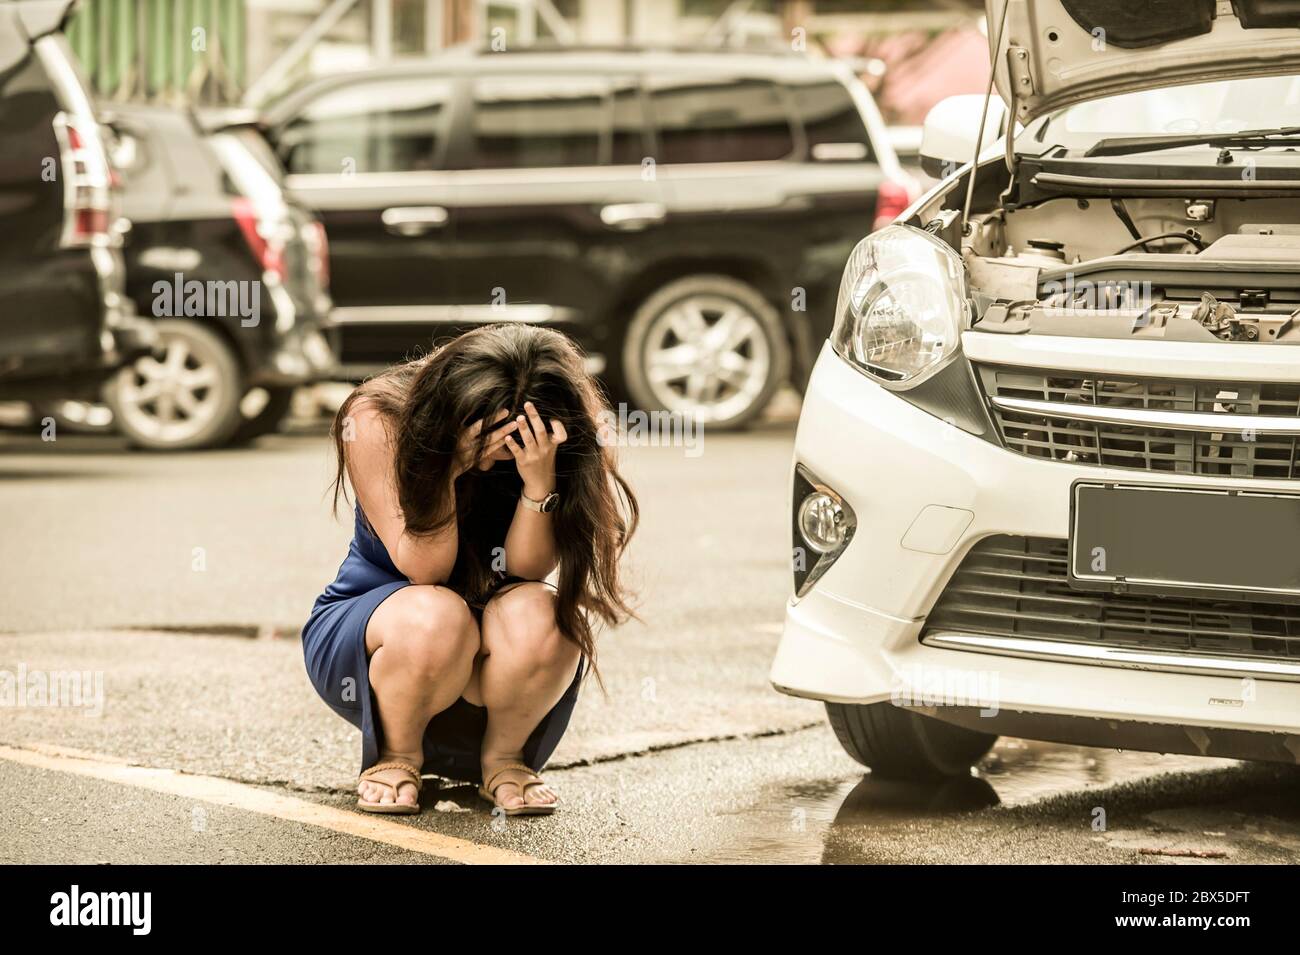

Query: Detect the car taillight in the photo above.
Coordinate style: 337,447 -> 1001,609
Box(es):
872,178 -> 914,232
232,196 -> 286,281
52,112 -> 112,248
307,220 -> 329,291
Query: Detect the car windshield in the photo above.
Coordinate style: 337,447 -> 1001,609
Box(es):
1033,74 -> 1300,151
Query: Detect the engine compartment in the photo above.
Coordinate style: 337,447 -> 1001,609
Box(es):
958,195 -> 1300,343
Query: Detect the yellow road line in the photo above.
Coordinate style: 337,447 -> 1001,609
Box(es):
0,743 -> 545,866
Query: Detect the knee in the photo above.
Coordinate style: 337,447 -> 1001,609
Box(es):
485,583 -> 576,670
384,586 -> 478,676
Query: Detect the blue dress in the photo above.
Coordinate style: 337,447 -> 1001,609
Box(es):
301,504 -> 581,783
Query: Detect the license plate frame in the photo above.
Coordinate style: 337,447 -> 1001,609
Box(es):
1068,480 -> 1300,603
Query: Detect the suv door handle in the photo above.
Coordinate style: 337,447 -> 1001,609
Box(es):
381,206 -> 449,236
600,202 -> 666,231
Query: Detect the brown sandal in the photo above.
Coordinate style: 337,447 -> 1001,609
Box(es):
357,759 -> 423,815
478,762 -> 557,816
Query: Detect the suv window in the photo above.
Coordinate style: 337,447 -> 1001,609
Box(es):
470,75 -> 609,169
110,111 -> 227,211
647,76 -> 794,164
281,78 -> 451,175
788,78 -> 874,162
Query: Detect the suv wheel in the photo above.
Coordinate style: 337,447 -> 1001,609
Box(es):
105,320 -> 243,451
826,702 -> 997,781
622,275 -> 790,430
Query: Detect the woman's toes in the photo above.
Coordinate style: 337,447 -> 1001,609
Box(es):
527,788 -> 545,804
525,784 -> 556,806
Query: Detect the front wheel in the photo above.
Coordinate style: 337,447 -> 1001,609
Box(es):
826,701 -> 997,781
621,275 -> 790,431
105,320 -> 244,451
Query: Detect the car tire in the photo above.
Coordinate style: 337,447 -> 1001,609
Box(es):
621,274 -> 790,431
105,320 -> 244,451
825,701 -> 997,780
230,386 -> 296,444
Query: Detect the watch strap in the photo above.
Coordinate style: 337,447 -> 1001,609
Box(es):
520,490 -> 557,512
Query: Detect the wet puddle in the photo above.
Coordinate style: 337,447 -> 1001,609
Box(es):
697,739 -> 1246,864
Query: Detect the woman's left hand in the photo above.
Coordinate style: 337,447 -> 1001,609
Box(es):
508,401 -> 567,500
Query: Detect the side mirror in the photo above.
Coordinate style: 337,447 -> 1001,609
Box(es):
920,94 -> 1009,180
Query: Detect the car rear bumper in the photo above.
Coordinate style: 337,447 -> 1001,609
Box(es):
250,324 -> 339,386
771,344 -> 1300,753
0,311 -> 156,402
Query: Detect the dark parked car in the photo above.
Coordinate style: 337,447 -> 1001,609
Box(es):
0,0 -> 153,404
260,46 -> 912,428
85,103 -> 337,450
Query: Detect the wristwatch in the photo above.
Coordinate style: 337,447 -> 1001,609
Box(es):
520,489 -> 561,514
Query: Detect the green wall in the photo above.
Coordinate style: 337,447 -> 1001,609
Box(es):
66,0 -> 247,103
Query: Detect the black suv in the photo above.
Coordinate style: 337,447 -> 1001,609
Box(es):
262,46 -> 910,428
87,104 -> 336,450
0,0 -> 152,404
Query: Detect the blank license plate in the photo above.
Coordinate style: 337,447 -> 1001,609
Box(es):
1069,482 -> 1300,601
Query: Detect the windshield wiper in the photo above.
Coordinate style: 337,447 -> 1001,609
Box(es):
1085,126 -> 1300,158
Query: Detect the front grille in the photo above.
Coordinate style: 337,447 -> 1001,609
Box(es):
975,364 -> 1300,479
924,536 -> 1300,664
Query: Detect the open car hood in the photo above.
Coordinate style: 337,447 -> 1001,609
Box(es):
988,0 -> 1300,121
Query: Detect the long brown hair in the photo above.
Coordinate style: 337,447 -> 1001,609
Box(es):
330,325 -> 638,680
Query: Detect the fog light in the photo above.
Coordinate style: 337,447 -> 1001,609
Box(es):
792,466 -> 857,598
798,492 -> 848,554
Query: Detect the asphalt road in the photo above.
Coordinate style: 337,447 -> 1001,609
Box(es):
2,411 -> 1299,864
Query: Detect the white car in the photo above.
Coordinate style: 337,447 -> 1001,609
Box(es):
772,0 -> 1300,779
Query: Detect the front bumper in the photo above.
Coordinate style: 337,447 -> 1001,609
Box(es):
771,343 -> 1300,746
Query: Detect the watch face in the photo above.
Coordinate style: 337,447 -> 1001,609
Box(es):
541,492 -> 560,513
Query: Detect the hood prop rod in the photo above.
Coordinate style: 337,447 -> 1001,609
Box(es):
961,1 -> 1012,235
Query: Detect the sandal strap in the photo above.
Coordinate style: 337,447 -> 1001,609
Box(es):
359,759 -> 423,793
482,761 -> 541,795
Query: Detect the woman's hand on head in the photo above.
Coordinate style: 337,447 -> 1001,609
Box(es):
454,412 -> 519,478
508,401 -> 567,499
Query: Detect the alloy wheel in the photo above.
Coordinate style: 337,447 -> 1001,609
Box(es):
641,293 -> 772,424
111,333 -> 228,446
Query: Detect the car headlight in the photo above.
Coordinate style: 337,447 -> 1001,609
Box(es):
831,224 -> 969,386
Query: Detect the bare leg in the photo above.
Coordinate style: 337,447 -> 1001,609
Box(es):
360,585 -> 479,808
464,582 -> 580,811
